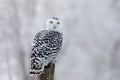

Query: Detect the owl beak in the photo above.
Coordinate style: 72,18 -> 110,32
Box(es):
53,26 -> 56,29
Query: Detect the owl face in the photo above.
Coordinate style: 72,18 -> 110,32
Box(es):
45,17 -> 62,31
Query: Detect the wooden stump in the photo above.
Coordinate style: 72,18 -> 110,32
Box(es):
38,64 -> 55,80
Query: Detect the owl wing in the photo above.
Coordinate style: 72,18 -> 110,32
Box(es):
30,30 -> 49,74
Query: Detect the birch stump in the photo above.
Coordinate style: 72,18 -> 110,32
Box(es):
38,64 -> 55,80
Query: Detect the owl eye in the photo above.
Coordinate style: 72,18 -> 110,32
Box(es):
57,22 -> 60,24
50,21 -> 53,24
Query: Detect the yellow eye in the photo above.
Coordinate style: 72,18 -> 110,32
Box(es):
57,22 -> 60,24
50,21 -> 53,24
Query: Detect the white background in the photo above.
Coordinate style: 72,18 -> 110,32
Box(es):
0,0 -> 120,80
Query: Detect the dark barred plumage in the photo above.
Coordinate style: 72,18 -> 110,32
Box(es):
30,30 -> 63,75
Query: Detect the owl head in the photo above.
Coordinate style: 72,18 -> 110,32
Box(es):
45,17 -> 62,32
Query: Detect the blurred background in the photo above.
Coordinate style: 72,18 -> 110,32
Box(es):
1,0 -> 120,80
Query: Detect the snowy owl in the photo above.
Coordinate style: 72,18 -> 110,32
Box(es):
29,17 -> 63,75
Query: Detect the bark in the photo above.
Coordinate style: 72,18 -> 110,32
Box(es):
38,64 -> 55,80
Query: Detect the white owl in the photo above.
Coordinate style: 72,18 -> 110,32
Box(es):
29,17 -> 63,75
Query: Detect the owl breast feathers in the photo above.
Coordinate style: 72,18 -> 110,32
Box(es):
30,30 -> 63,74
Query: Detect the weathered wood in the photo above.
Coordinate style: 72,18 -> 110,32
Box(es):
38,64 -> 55,80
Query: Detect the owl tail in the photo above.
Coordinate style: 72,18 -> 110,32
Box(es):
29,70 -> 42,75
29,66 -> 44,80
29,64 -> 44,80
29,58 -> 45,76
